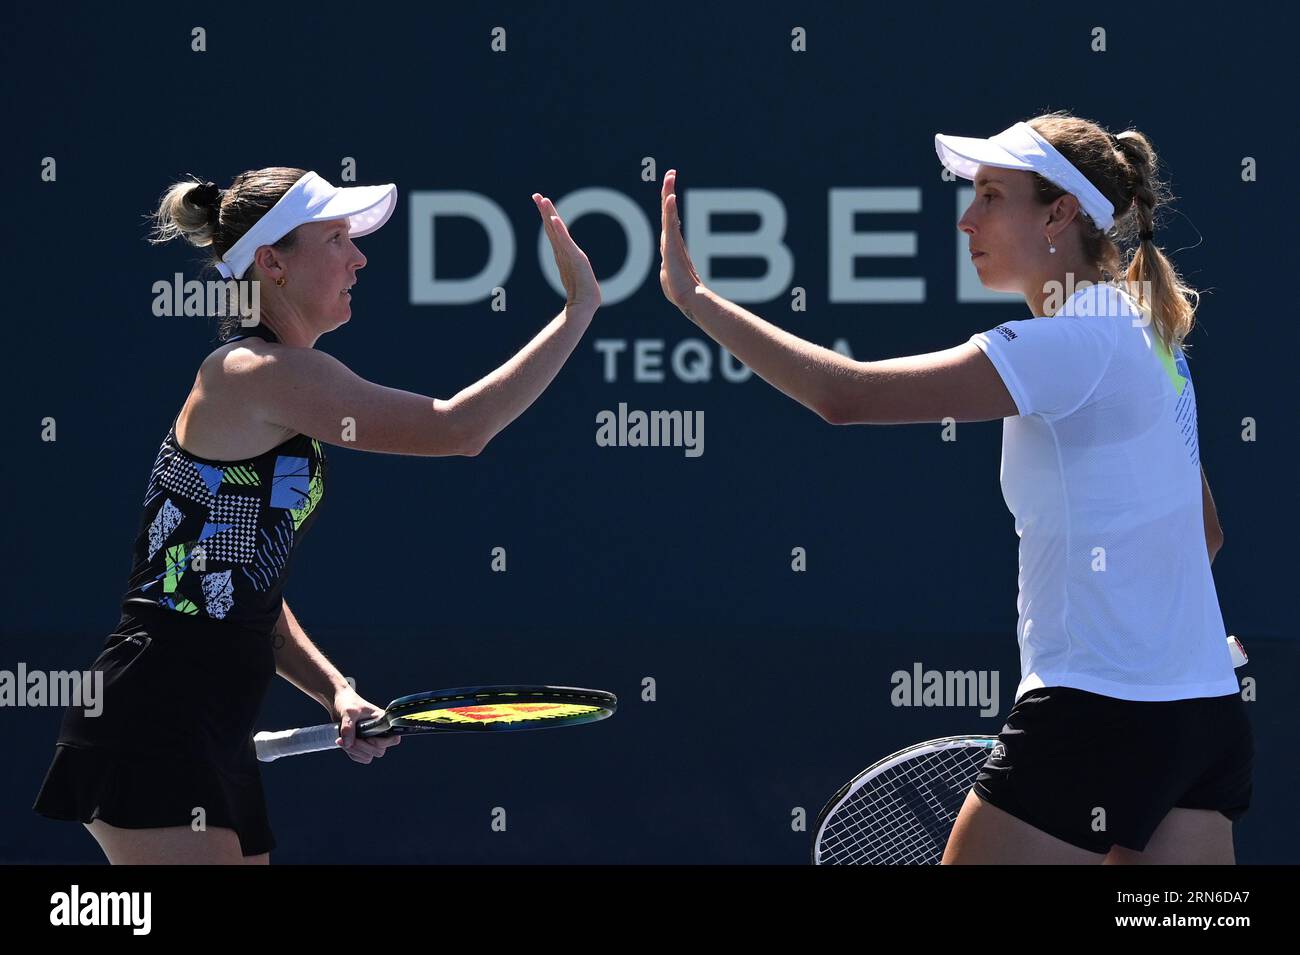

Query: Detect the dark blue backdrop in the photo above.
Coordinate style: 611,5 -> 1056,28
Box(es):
3,1 -> 1295,863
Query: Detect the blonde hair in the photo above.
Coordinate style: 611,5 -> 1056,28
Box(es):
146,167 -> 307,338
1026,111 -> 1202,355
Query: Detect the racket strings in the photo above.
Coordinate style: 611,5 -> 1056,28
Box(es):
817,744 -> 992,864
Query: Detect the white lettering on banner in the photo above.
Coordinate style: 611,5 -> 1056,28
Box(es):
594,337 -> 855,384
686,189 -> 794,301
828,188 -> 923,302
634,339 -> 662,382
410,192 -> 516,304
407,187 -> 1021,307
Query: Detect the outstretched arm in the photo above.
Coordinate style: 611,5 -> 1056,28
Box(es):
442,194 -> 601,450
242,195 -> 601,457
659,169 -> 1017,425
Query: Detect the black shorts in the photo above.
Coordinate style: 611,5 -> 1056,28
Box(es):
32,605 -> 279,857
972,685 -> 1253,855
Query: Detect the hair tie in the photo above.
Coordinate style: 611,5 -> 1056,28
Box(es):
1138,230 -> 1154,242
188,181 -> 222,224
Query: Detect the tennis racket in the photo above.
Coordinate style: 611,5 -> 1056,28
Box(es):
1227,634 -> 1248,667
254,684 -> 617,762
813,635 -> 1250,864
813,735 -> 997,865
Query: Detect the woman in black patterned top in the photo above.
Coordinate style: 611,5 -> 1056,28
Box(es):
34,168 -> 601,864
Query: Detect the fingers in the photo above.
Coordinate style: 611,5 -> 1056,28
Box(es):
548,207 -> 574,245
660,169 -> 684,252
344,741 -> 373,763
662,169 -> 680,227
660,171 -> 671,242
335,702 -> 381,752
534,194 -> 557,229
662,197 -> 685,262
539,197 -> 575,250
533,194 -> 587,255
344,734 -> 400,764
533,193 -> 556,243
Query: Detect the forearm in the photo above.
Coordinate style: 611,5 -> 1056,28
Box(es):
271,599 -> 350,712
680,286 -> 853,420
444,306 -> 594,450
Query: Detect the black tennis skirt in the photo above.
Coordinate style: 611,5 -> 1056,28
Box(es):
972,684 -> 1254,855
32,604 -> 279,857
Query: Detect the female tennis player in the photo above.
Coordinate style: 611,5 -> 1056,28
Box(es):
33,167 -> 601,864
659,112 -> 1252,864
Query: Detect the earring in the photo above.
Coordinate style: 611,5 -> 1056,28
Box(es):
1047,234 -> 1057,255
275,276 -> 286,287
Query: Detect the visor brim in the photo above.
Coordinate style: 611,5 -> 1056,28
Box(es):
315,183 -> 397,238
934,133 -> 1035,181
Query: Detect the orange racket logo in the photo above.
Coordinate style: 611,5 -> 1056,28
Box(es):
404,702 -> 600,726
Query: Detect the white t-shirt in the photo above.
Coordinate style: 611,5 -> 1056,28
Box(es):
969,281 -> 1238,703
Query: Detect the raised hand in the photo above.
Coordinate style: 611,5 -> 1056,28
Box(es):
533,193 -> 601,313
659,169 -> 706,312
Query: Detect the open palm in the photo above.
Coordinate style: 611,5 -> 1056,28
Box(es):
533,193 -> 601,312
659,169 -> 705,310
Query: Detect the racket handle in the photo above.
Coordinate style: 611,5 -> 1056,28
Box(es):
254,723 -> 340,762
1228,635 -> 1248,668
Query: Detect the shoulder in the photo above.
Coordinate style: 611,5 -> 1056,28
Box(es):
206,344 -> 358,428
201,337 -> 270,378
200,337 -> 336,385
211,342 -> 352,392
180,341 -> 298,455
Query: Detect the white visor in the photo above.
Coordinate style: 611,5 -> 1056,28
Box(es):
934,122 -> 1115,231
216,170 -> 397,280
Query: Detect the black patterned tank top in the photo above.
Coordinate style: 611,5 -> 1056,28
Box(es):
119,325 -> 327,633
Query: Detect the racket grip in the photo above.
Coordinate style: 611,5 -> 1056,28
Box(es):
1228,635 -> 1248,668
254,723 -> 341,762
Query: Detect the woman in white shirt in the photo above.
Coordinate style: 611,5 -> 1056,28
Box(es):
657,112 -> 1251,864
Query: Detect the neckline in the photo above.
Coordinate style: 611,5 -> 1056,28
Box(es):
167,412 -> 306,466
1040,281 -> 1127,319
225,324 -> 280,345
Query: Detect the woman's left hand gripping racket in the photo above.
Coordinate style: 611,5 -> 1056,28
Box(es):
253,684 -> 618,762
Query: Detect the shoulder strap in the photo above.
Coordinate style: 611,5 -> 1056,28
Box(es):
225,323 -> 280,345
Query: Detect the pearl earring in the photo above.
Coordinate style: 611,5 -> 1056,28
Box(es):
1047,234 -> 1057,255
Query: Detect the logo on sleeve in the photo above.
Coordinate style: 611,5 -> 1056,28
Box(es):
993,325 -> 1018,342
1155,340 -> 1189,395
